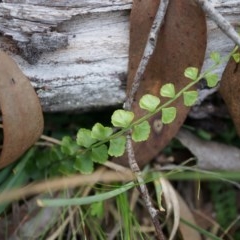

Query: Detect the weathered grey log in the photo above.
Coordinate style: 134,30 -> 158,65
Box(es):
0,0 -> 240,112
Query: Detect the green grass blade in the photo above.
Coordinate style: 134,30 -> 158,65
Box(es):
38,182 -> 135,207
116,191 -> 132,239
0,148 -> 34,191
0,148 -> 35,214
0,163 -> 15,185
154,169 -> 240,182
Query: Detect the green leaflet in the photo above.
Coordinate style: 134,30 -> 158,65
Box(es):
160,83 -> 176,98
91,144 -> 108,163
132,121 -> 151,142
210,51 -> 221,64
61,136 -> 79,156
111,110 -> 134,128
91,123 -> 113,140
108,136 -> 126,157
184,67 -> 198,81
161,107 -> 176,124
139,94 -> 160,112
77,129 -> 97,148
183,91 -> 198,106
74,152 -> 93,174
205,73 -> 218,87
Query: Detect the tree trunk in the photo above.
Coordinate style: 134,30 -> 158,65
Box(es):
0,0 -> 239,112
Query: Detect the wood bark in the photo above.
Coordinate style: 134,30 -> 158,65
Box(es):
0,0 -> 240,112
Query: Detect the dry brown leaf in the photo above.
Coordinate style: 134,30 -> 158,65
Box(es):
115,0 -> 206,167
0,50 -> 44,169
219,50 -> 240,136
176,191 -> 202,240
159,178 -> 180,240
155,177 -> 201,239
176,128 -> 240,170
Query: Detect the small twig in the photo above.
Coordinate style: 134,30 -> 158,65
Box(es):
0,170 -> 134,204
195,0 -> 240,47
125,0 -> 169,110
126,136 -> 165,240
40,134 -> 62,145
124,1 -> 169,239
103,160 -> 132,173
35,142 -> 54,147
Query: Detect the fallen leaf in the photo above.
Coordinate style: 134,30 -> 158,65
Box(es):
115,0 -> 206,167
0,50 -> 44,169
159,178 -> 180,240
155,176 -> 201,239
176,129 -> 240,170
219,50 -> 240,135
177,191 -> 201,240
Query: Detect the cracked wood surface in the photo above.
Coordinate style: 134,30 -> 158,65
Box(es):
0,0 -> 240,112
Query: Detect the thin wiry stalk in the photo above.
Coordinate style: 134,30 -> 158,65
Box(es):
124,0 -> 169,110
195,0 -> 240,47
126,136 -> 165,240
124,1 -> 169,239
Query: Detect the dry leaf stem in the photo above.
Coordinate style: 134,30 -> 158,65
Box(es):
124,1 -> 169,239
124,0 -> 169,110
126,136 -> 165,240
196,0 -> 240,47
0,170 -> 133,204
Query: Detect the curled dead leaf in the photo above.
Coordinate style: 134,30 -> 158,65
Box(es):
154,177 -> 201,239
177,191 -> 201,240
159,178 -> 180,240
115,0 -> 207,167
219,50 -> 240,136
0,50 -> 44,169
